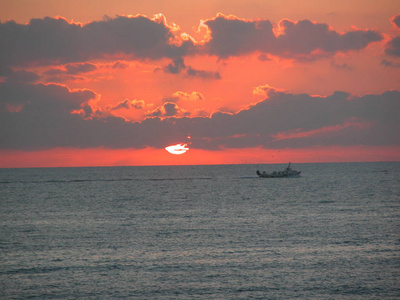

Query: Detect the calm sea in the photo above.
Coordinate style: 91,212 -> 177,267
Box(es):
1,162 -> 399,299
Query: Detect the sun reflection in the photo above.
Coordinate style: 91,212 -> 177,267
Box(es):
165,143 -> 189,155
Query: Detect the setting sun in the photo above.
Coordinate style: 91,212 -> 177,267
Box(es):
165,143 -> 190,155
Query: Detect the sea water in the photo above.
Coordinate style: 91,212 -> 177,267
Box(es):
0,162 -> 399,299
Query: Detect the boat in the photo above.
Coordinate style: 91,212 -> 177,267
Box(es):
256,163 -> 301,178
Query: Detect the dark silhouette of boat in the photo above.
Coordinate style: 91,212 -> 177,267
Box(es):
256,163 -> 301,178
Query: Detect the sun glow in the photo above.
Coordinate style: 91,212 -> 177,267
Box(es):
165,143 -> 190,155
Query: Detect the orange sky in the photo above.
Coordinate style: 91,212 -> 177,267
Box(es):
1,0 -> 399,167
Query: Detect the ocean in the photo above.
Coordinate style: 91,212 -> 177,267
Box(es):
0,162 -> 399,299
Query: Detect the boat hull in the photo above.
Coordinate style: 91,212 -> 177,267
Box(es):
257,171 -> 301,178
256,163 -> 301,178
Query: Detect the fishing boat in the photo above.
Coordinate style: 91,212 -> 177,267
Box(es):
256,163 -> 301,178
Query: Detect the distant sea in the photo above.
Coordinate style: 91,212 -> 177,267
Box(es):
1,162 -> 399,299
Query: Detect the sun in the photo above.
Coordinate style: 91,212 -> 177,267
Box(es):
165,143 -> 189,155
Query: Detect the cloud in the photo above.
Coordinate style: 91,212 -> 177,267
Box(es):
384,14 -> 400,57
202,14 -> 383,59
271,119 -> 371,141
381,59 -> 400,68
107,99 -> 145,111
164,91 -> 205,102
207,89 -> 399,149
44,62 -> 97,76
0,13 -> 384,70
258,54 -> 272,61
391,14 -> 400,29
0,81 -> 98,148
42,62 -> 98,82
6,70 -> 40,83
111,61 -> 130,69
0,15 -> 194,68
203,14 -> 276,58
163,57 -> 187,74
1,80 -> 398,151
331,60 -> 353,70
385,36 -> 400,57
0,81 -> 95,109
172,89 -> 399,150
0,67 -> 40,84
186,66 -> 221,80
0,80 -> 189,149
146,102 -> 190,118
252,83 -> 284,96
277,19 -> 382,54
162,57 -> 221,79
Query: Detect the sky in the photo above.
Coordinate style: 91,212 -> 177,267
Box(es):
0,0 -> 399,167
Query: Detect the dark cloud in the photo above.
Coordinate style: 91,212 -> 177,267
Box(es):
164,57 -> 186,74
111,61 -> 129,69
0,81 -> 94,109
197,89 -> 400,149
381,59 -> 400,68
0,14 -> 385,69
164,102 -> 180,116
0,81 -> 97,148
0,15 -> 194,68
6,70 -> 40,83
203,15 -> 276,58
146,102 -> 190,118
384,14 -> 400,57
44,63 -> 97,76
331,60 -> 353,70
186,66 -> 221,80
45,74 -> 87,83
385,36 -> 400,57
162,57 -> 221,79
1,80 -> 398,150
203,15 -> 383,59
258,54 -> 272,61
0,81 -> 185,149
108,99 -> 145,111
391,14 -> 400,29
278,19 -> 382,55
0,68 -> 40,84
0,66 -> 13,77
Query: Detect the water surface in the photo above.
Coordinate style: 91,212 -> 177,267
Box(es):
1,162 -> 399,299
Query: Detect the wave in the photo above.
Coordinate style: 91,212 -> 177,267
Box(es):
0,177 -> 214,185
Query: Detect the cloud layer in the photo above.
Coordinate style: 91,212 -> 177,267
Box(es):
0,13 -> 385,69
0,15 -> 193,67
201,15 -> 383,59
1,79 -> 398,150
384,14 -> 400,57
